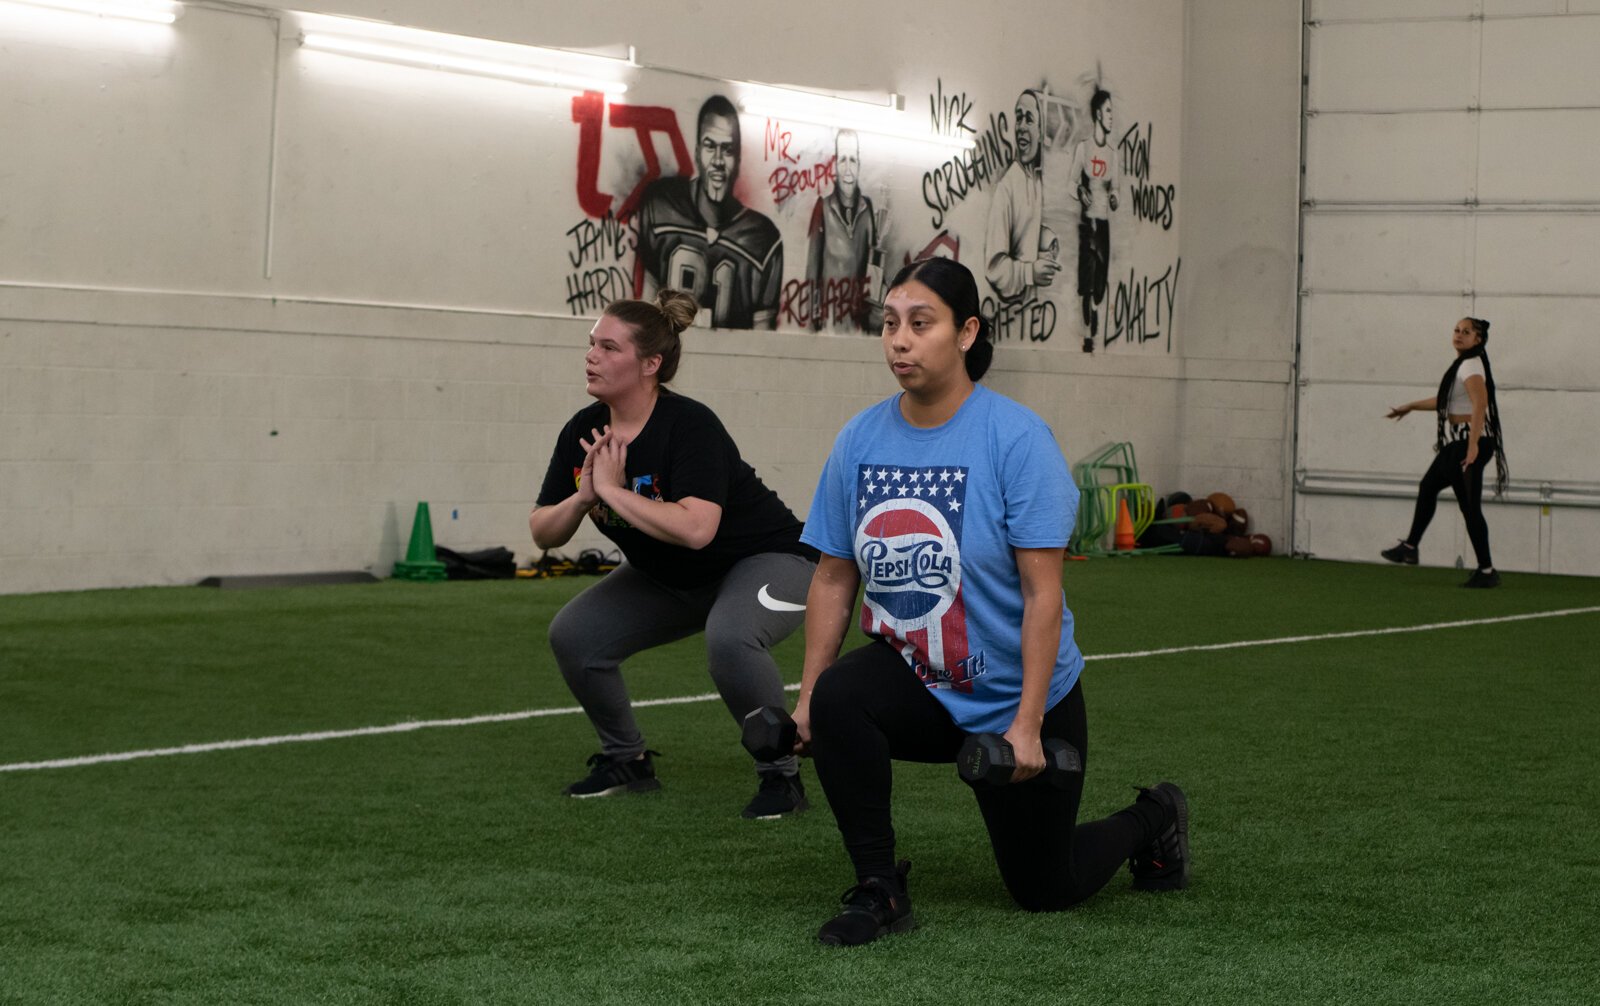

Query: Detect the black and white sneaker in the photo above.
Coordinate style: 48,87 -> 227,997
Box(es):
817,860 -> 915,947
741,770 -> 809,820
1462,568 -> 1501,589
562,750 -> 661,798
1129,782 -> 1190,892
1380,541 -> 1419,565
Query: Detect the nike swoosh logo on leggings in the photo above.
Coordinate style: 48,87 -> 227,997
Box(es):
757,584 -> 806,612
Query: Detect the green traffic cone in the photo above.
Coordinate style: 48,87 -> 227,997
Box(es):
392,502 -> 448,582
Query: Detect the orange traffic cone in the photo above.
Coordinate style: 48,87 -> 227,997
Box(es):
1113,496 -> 1137,551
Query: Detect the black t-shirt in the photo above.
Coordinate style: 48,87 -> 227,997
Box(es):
536,391 -> 816,589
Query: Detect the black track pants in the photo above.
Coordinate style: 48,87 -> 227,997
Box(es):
809,639 -> 1164,911
1404,436 -> 1496,570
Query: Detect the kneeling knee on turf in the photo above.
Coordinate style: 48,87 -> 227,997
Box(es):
1006,879 -> 1083,914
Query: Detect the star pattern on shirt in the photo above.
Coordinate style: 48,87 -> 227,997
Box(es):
857,466 -> 968,513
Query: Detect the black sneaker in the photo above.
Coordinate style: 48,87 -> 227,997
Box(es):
562,750 -> 661,798
1129,782 -> 1190,892
1462,569 -> 1501,589
817,861 -> 915,947
1381,541 -> 1418,565
741,770 -> 809,820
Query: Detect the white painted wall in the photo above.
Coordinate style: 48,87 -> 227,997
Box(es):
1175,0 -> 1303,534
0,0 -> 1304,594
1298,0 -> 1600,574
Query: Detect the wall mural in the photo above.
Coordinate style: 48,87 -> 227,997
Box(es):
563,67 -> 1180,352
804,130 -> 881,333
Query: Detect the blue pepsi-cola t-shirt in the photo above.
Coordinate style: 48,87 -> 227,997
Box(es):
802,384 -> 1084,734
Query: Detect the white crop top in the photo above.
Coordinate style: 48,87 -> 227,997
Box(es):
1446,358 -> 1485,416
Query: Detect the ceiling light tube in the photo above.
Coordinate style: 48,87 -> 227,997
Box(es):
742,83 -> 904,117
7,0 -> 182,22
740,99 -> 974,152
299,32 -> 628,94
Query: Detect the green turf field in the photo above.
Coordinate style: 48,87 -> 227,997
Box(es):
3,558 -> 1598,1005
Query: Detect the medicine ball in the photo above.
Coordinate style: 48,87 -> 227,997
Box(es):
1192,513 -> 1228,535
1227,508 -> 1250,535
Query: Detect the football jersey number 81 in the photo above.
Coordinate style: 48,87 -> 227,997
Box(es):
667,246 -> 735,327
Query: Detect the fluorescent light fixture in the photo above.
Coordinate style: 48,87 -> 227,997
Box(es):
299,31 -> 629,94
740,88 -> 974,151
5,0 -> 181,22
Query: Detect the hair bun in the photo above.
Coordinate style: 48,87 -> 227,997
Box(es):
654,289 -> 699,335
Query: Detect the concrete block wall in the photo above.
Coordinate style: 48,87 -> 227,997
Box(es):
1,289 -> 588,589
0,0 -> 1306,594
1,289 -> 1218,592
1174,0 -> 1304,544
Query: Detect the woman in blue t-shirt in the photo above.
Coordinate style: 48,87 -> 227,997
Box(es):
530,289 -> 817,819
1381,317 -> 1508,587
792,257 -> 1189,946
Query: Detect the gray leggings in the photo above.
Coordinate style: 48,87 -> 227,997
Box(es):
547,551 -> 815,774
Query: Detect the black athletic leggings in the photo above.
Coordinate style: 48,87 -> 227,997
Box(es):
1404,435 -> 1496,570
809,639 -> 1162,912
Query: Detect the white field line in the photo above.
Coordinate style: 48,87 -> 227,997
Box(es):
1082,605 -> 1600,660
4,605 -> 1597,774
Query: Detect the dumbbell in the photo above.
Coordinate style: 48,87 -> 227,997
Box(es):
741,705 -> 798,761
956,733 -> 1082,789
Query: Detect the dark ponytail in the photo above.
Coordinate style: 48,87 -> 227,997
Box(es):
1435,317 -> 1508,495
965,327 -> 994,381
886,257 -> 992,381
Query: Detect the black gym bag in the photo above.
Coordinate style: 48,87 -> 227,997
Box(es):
434,546 -> 517,580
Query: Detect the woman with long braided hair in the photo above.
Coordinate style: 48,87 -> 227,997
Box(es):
1381,316 -> 1508,587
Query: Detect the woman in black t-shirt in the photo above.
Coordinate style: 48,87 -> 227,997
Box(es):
530,290 -> 817,818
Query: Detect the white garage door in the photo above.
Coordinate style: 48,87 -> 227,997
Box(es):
1295,0 -> 1600,575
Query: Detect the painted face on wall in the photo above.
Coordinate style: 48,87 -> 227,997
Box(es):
835,130 -> 860,200
1452,318 -> 1484,353
696,113 -> 740,204
1096,97 -> 1115,134
1014,92 -> 1041,167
